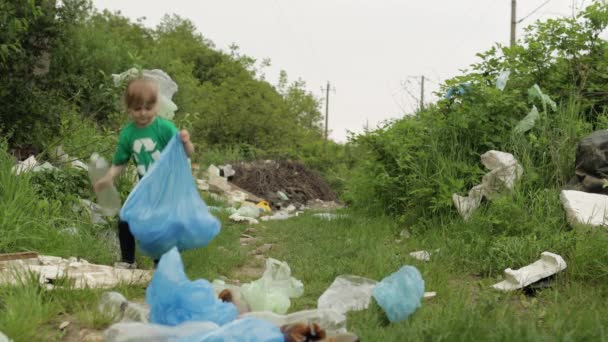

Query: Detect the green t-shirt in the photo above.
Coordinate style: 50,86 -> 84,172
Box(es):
112,117 -> 178,177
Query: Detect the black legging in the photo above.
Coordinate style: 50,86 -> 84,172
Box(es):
118,220 -> 159,266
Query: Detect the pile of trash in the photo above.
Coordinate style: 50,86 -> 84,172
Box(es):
98,248 -> 432,342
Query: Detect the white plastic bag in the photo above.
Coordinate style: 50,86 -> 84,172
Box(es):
317,275 -> 377,314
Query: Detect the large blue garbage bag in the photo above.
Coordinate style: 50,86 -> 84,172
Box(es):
120,133 -> 220,258
372,265 -> 425,323
147,247 -> 238,326
180,317 -> 284,342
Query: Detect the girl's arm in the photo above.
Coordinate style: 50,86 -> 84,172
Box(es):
94,164 -> 126,193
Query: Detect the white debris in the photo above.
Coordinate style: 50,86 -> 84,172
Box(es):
317,275 -> 377,314
312,213 -> 347,221
104,321 -> 219,342
409,251 -> 431,262
229,213 -> 259,225
0,255 -> 152,290
492,251 -> 567,291
12,156 -> 57,175
243,309 -> 348,336
196,179 -> 209,191
277,191 -> 289,201
423,291 -> 437,299
453,150 -> 523,219
0,331 -> 10,342
560,190 -> 608,227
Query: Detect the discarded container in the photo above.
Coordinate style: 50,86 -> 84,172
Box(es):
120,134 -> 221,258
240,258 -> 304,314
242,309 -> 347,336
146,248 -> 238,326
372,266 -> 425,323
492,252 -> 567,291
88,153 -> 121,216
317,275 -> 377,314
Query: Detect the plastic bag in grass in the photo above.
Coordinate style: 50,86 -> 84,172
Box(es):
240,258 -> 304,314
180,317 -> 284,342
120,133 -> 220,258
372,265 -> 424,323
147,247 -> 238,326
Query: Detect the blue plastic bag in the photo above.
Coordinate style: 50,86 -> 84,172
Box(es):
372,265 -> 424,323
147,247 -> 238,326
120,133 -> 221,258
180,317 -> 284,342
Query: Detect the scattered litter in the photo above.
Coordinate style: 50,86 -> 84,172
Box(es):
242,309 -> 347,336
0,254 -> 151,289
99,292 -> 150,323
496,69 -> 511,91
196,179 -> 210,191
11,156 -> 56,175
424,291 -> 437,299
59,321 -> 70,330
121,135 -> 221,259
185,317 -> 283,342
0,331 -> 10,342
104,321 -> 219,342
240,258 -> 304,314
372,266 -> 425,323
528,84 -> 557,112
560,190 -> 608,227
312,213 -> 347,220
218,164 -> 236,179
400,229 -> 411,239
256,200 -> 272,213
453,150 -> 523,219
514,105 -> 540,134
230,213 -> 259,225
236,205 -> 261,218
566,130 -> 608,195
409,251 -> 431,262
277,191 -> 289,201
492,252 -> 567,291
146,247 -> 237,326
59,226 -> 78,236
317,275 -> 377,314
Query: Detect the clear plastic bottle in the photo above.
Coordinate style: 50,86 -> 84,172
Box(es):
88,153 -> 121,216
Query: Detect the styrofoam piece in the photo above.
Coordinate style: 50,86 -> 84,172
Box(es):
560,190 -> 608,227
492,252 -> 567,291
423,291 -> 436,299
452,185 -> 483,220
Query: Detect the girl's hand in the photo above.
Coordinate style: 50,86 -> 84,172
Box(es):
180,129 -> 191,144
93,176 -> 112,194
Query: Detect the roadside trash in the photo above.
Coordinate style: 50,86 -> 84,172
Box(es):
514,105 -> 540,134
0,253 -> 151,289
11,155 -> 56,175
218,164 -> 236,179
88,153 -> 121,216
277,191 -> 289,201
453,150 -> 523,219
566,130 -> 608,195
492,252 -> 567,291
256,201 -> 272,213
444,82 -> 472,100
196,179 -> 210,191
528,84 -> 557,112
424,292 -> 437,299
183,317 -> 283,342
242,309 -> 347,336
121,134 -> 221,259
75,199 -> 110,225
317,275 -> 377,314
59,321 -> 70,330
236,205 -> 261,218
113,68 -> 179,120
99,292 -> 150,323
312,213 -> 347,221
560,190 -> 608,227
212,280 -> 251,314
496,70 -> 511,91
146,247 -> 238,326
409,251 -> 431,262
240,258 -> 304,314
372,266 -> 425,323
229,213 -> 259,225
104,321 -> 219,342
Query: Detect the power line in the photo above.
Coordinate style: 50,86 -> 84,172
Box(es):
518,0 -> 552,24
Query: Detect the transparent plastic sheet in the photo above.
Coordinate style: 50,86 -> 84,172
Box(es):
112,68 -> 179,120
240,258 -> 304,314
146,248 -> 238,326
372,266 -> 425,323
317,275 -> 377,314
496,70 -> 511,91
242,309 -> 347,336
88,153 -> 121,216
120,134 -> 221,258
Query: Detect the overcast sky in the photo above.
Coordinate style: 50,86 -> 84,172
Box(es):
92,0 -> 586,142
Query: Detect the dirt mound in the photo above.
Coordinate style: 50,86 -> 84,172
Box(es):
230,160 -> 338,207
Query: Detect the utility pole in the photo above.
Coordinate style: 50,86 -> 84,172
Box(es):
321,81 -> 335,143
420,76 -> 425,111
511,0 -> 517,47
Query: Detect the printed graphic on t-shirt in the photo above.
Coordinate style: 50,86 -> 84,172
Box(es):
132,138 -> 162,176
